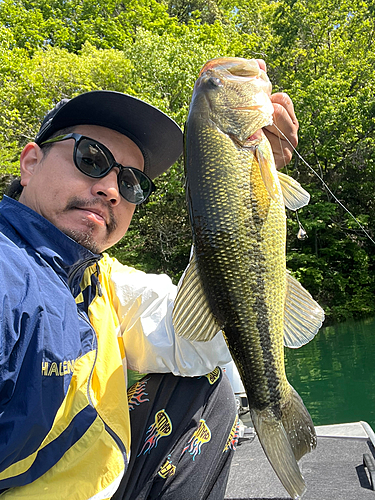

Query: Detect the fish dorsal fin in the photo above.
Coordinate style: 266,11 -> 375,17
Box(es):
284,272 -> 325,348
172,248 -> 221,342
255,146 -> 279,201
277,171 -> 310,210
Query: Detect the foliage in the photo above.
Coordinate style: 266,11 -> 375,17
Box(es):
265,0 -> 375,322
0,41 -> 135,171
0,0 -> 374,323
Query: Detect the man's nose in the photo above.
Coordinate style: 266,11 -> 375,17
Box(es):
91,169 -> 121,205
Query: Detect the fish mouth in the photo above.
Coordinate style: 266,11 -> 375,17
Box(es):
199,57 -> 261,78
198,57 -> 272,99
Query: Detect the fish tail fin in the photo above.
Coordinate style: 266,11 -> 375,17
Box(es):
250,386 -> 316,500
281,385 -> 317,461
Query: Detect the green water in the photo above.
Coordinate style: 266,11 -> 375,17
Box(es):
285,316 -> 375,429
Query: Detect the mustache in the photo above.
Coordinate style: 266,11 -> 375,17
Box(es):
64,197 -> 118,233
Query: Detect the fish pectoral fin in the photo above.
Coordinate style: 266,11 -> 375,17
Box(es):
172,248 -> 221,342
250,406 -> 307,500
277,171 -> 310,210
256,146 -> 279,201
284,272 -> 325,348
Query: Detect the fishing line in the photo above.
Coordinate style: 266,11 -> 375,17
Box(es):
273,124 -> 375,246
273,123 -> 309,240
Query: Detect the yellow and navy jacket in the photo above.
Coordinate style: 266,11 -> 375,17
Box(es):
0,196 -> 230,499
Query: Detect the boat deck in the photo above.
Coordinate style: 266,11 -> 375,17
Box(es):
225,422 -> 375,500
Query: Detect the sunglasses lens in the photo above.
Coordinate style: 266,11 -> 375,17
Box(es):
75,139 -> 111,177
118,168 -> 152,204
71,136 -> 153,204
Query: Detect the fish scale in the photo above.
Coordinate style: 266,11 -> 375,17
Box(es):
174,57 -> 324,499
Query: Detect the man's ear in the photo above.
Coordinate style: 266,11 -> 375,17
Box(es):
20,142 -> 43,187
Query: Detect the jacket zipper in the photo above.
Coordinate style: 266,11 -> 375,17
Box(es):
67,257 -> 101,293
69,256 -> 128,466
77,301 -> 128,468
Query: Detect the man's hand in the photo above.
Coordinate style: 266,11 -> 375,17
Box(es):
257,59 -> 299,169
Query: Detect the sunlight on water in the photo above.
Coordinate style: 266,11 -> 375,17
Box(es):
285,317 -> 375,429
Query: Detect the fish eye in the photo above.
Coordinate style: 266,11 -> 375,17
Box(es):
207,77 -> 223,88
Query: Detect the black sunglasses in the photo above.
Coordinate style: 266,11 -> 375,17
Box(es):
41,133 -> 155,205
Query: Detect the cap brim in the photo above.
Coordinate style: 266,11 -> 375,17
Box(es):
35,91 -> 183,179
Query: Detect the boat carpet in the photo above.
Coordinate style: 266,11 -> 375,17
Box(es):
225,431 -> 375,500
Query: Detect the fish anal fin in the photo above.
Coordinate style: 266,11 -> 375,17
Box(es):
284,272 -> 325,348
250,406 -> 307,500
172,248 -> 221,342
278,171 -> 310,210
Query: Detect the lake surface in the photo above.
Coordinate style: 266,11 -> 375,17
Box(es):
285,316 -> 375,429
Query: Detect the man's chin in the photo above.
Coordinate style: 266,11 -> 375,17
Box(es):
61,227 -> 102,254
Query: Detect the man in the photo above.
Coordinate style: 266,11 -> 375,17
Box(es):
0,64 -> 298,499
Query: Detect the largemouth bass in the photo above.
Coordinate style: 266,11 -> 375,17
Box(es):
173,57 -> 325,499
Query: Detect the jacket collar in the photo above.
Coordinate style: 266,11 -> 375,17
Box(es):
0,196 -> 102,295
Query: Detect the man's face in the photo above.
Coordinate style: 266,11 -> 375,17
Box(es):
19,125 -> 145,253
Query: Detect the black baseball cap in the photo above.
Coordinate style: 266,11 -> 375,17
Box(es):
35,90 -> 183,179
